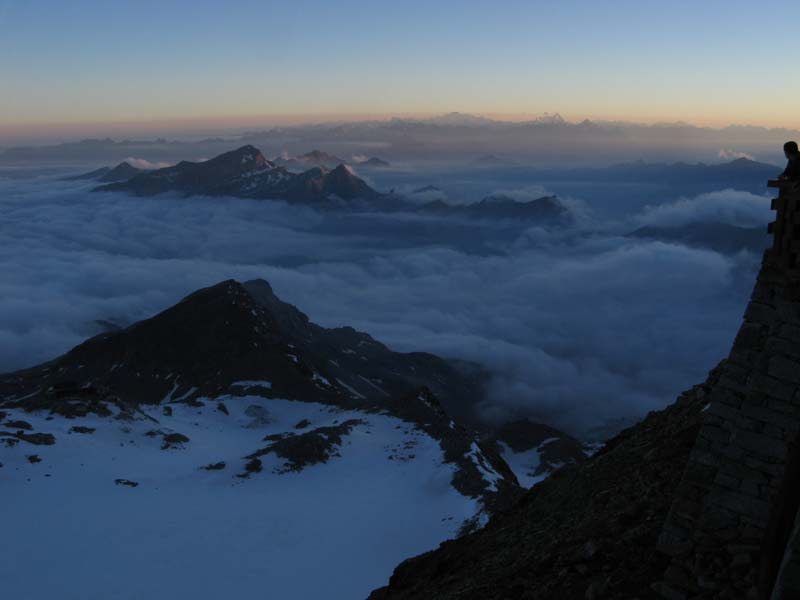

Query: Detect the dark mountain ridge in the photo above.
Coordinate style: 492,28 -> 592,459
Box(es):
1,278 -> 482,421
83,145 -> 574,224
415,194 -> 572,224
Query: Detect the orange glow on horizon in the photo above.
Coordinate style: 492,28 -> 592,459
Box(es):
2,108 -> 800,143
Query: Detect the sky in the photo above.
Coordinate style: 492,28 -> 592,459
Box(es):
1,0 -> 799,137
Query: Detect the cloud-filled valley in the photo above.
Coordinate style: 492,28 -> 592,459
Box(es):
0,171 -> 767,437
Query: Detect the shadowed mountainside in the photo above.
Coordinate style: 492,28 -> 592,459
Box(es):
369,367 -> 718,599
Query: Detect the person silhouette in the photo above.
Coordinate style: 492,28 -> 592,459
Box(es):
779,141 -> 800,180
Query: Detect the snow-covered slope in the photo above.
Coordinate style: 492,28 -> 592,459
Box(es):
1,396 -> 481,599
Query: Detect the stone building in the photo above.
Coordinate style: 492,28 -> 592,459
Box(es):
658,180 -> 800,599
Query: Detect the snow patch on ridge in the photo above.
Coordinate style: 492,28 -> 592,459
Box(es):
498,441 -> 548,488
466,441 -> 503,493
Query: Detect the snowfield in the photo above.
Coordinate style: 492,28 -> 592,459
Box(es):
0,396 -> 481,600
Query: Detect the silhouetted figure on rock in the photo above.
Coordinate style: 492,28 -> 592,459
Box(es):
779,141 -> 800,180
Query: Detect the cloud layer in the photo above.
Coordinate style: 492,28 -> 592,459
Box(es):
0,175 -> 761,437
634,189 -> 772,229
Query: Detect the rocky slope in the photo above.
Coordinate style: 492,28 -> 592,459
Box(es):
369,364 -> 722,599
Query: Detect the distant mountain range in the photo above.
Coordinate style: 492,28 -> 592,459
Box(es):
92,145 -> 381,205
69,145 -> 777,232
62,145 -> 777,232
416,194 -> 572,224
3,113 -> 795,166
76,145 -> 575,222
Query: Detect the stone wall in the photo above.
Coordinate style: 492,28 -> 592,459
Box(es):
657,181 -> 800,599
769,512 -> 800,598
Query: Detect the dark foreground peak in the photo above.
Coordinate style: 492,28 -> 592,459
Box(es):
0,278 -> 484,428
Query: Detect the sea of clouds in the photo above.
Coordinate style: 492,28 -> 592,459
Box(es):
0,172 -> 769,437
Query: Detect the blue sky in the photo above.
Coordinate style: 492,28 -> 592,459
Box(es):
1,0 -> 798,131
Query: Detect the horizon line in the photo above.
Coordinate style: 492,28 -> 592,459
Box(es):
3,110 -> 800,146
4,111 -> 799,130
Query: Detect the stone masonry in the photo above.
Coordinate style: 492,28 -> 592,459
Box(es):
657,180 -> 800,599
